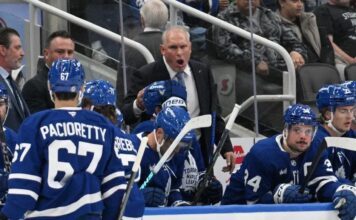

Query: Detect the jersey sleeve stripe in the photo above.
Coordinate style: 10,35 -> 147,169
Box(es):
8,189 -> 39,200
315,176 -> 338,193
102,171 -> 125,184
102,184 -> 126,199
24,192 -> 102,218
9,173 -> 42,183
307,175 -> 338,186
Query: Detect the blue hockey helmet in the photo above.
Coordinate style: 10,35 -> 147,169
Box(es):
329,85 -> 355,110
341,81 -> 356,94
284,104 -> 317,126
83,80 -> 116,106
316,84 -> 335,111
154,106 -> 194,143
48,58 -> 85,93
144,80 -> 187,115
0,83 -> 8,103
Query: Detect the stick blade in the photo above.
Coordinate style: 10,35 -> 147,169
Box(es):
325,137 -> 356,151
183,114 -> 212,132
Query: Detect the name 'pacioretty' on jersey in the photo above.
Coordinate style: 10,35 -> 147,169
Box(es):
40,122 -> 107,141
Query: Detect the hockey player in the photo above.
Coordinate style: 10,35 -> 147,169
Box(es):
341,81 -> 356,131
222,104 -> 356,220
0,59 -> 127,219
0,83 -> 17,205
137,106 -> 196,207
82,79 -> 144,218
135,80 -> 222,205
315,84 -> 356,185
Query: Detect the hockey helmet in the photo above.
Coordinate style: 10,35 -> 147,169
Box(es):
143,80 -> 187,115
284,104 -> 317,127
154,106 -> 194,143
48,58 -> 85,93
83,80 -> 116,106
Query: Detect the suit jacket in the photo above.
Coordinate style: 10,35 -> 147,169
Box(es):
0,70 -> 30,132
122,57 -> 233,166
22,58 -> 54,114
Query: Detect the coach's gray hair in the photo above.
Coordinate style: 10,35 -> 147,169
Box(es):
162,25 -> 190,44
140,0 -> 168,29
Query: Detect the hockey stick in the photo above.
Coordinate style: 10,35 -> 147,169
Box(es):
192,104 -> 240,205
118,137 -> 148,220
300,137 -> 356,193
208,111 -> 216,164
140,114 -> 212,189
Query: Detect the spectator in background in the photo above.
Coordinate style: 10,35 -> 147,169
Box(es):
117,0 -> 168,106
276,0 -> 323,63
0,27 -> 30,132
86,0 -> 141,65
213,0 -> 307,84
314,0 -> 356,81
122,26 -> 235,173
22,30 -> 75,113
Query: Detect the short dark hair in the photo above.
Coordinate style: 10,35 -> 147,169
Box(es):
54,92 -> 77,101
45,30 -> 73,48
0,27 -> 20,48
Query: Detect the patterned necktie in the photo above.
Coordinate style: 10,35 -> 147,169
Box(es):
175,72 -> 185,87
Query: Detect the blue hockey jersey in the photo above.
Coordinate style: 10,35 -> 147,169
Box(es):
314,125 -> 356,184
132,120 -> 206,202
2,108 -> 127,219
113,129 -> 145,219
4,126 -> 17,153
137,132 -> 185,206
222,134 -> 340,205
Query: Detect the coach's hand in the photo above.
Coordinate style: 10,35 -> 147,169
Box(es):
222,151 -> 235,173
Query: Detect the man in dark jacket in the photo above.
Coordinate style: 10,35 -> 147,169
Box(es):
22,30 -> 75,113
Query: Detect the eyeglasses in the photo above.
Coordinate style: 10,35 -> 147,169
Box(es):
290,126 -> 314,136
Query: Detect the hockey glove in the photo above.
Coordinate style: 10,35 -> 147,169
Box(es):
171,200 -> 191,207
198,177 -> 223,205
332,185 -> 356,220
142,187 -> 166,207
0,171 -> 8,200
273,183 -> 312,204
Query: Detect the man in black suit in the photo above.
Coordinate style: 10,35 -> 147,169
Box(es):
22,30 -> 75,113
122,25 -> 235,172
0,27 -> 30,131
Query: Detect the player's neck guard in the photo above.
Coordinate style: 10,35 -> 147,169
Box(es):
153,129 -> 165,158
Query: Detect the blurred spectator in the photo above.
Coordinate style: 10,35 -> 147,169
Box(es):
86,0 -> 141,65
277,0 -> 334,64
117,0 -> 168,106
22,30 -> 74,113
213,0 -> 307,84
314,0 -> 356,81
0,27 -> 30,132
